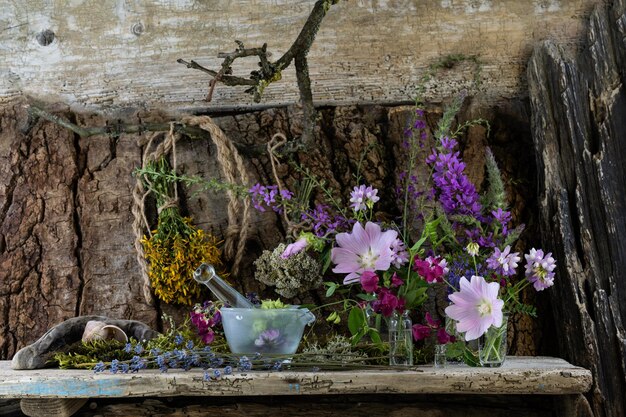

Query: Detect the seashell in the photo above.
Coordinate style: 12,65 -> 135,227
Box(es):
82,320 -> 128,343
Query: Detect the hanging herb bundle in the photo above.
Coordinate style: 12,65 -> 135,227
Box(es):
139,157 -> 222,305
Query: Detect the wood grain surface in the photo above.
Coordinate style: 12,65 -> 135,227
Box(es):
0,357 -> 592,398
0,0 -> 599,112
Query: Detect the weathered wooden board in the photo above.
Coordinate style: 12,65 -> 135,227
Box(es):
0,0 -> 600,112
0,357 -> 592,398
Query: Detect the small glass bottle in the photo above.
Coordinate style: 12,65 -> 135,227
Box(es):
388,310 -> 413,366
434,344 -> 447,368
193,263 -> 254,308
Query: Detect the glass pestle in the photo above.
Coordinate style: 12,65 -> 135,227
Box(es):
193,263 -> 255,308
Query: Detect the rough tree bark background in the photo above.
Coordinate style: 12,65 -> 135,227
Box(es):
0,96 -> 547,361
528,1 -> 626,416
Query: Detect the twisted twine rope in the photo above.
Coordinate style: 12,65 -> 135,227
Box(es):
132,117 -> 251,305
266,132 -> 305,239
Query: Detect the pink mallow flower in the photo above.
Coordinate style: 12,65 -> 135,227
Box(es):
331,222 -> 397,284
524,248 -> 556,291
281,237 -> 309,259
445,275 -> 504,341
360,271 -> 379,293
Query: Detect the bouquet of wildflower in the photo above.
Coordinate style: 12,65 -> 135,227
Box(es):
246,96 -> 556,367
395,99 -> 556,365
416,122 -> 557,345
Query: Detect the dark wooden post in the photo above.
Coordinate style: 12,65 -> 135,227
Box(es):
527,2 -> 626,417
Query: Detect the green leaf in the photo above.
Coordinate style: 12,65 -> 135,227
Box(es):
348,306 -> 366,335
356,293 -> 377,301
445,341 -> 465,360
462,345 -> 480,367
321,249 -> 333,274
404,286 -> 428,309
424,217 -> 441,244
325,282 -> 337,298
410,235 -> 428,254
368,328 -> 382,345
350,327 -> 368,345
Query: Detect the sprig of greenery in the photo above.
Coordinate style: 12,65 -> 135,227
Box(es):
481,148 -> 507,211
134,165 -> 249,200
290,163 -> 349,219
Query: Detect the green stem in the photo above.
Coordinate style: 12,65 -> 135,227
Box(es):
480,319 -> 507,364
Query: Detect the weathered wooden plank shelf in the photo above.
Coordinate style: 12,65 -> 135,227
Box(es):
0,357 -> 591,399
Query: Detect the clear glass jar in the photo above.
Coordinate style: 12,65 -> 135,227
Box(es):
388,310 -> 413,366
478,314 -> 508,367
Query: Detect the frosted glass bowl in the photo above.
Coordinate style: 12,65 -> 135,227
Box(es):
221,307 -> 315,355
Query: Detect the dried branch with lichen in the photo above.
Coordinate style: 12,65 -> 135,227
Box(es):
178,0 -> 341,146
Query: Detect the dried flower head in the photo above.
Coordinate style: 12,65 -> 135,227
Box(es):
254,243 -> 323,298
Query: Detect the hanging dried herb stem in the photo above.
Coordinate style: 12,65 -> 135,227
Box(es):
139,157 -> 222,305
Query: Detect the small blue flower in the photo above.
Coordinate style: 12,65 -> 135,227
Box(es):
110,359 -> 119,374
223,366 -> 232,375
120,363 -> 130,373
191,353 -> 201,367
186,340 -> 194,350
156,355 -> 165,366
238,356 -> 252,371
203,371 -> 211,382
93,361 -> 106,373
124,343 -> 132,353
134,344 -> 144,354
213,369 -> 221,379
174,334 -> 184,345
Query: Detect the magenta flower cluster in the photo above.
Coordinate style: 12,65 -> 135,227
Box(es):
359,271 -> 405,317
413,256 -> 448,284
190,301 -> 222,344
412,312 -> 455,344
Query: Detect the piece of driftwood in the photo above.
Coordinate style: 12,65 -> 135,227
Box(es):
527,1 -> 626,417
0,357 -> 591,398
